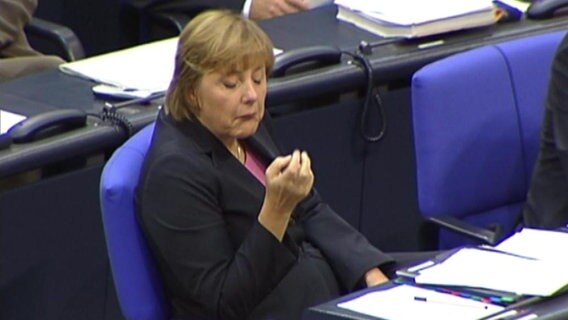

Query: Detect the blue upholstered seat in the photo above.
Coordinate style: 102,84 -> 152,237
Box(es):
100,123 -> 171,320
412,31 -> 566,249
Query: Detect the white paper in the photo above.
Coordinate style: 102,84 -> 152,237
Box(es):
60,38 -> 284,93
415,247 -> 568,296
59,38 -> 178,93
334,0 -> 494,25
338,284 -> 503,320
494,228 -> 568,263
495,0 -> 531,12
0,110 -> 26,134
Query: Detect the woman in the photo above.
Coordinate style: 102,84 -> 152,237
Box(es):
137,10 -> 399,320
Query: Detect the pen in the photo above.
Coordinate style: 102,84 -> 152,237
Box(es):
478,296 -> 542,320
476,245 -> 538,261
104,91 -> 165,110
418,40 -> 445,49
482,309 -> 518,320
414,296 -> 489,309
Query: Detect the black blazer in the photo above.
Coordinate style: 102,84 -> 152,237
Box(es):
523,34 -> 568,228
137,109 -> 393,319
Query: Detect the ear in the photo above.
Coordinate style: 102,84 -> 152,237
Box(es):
185,89 -> 200,112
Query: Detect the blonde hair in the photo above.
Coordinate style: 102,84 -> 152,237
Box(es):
165,10 -> 275,121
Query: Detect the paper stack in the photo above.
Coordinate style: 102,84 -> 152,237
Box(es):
59,38 -> 179,94
0,110 -> 26,135
59,38 -> 284,98
413,228 -> 568,296
338,284 -> 503,320
334,0 -> 499,38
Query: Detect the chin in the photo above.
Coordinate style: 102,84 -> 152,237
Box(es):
237,123 -> 260,139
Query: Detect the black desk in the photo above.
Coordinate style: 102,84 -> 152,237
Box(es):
4,6 -> 568,175
261,5 -> 568,105
2,6 -> 568,320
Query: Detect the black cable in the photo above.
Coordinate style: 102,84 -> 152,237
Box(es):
93,92 -> 165,138
99,105 -> 134,137
358,38 -> 405,55
342,49 -> 387,143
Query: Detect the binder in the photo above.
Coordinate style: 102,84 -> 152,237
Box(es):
334,0 -> 499,38
396,229 -> 568,298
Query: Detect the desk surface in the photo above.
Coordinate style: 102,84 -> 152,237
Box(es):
2,6 -> 568,176
260,5 -> 568,53
3,6 -> 568,114
263,5 -> 568,104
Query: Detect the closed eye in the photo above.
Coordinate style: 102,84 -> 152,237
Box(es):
223,81 -> 237,89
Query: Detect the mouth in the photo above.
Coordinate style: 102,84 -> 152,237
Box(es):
238,112 -> 257,120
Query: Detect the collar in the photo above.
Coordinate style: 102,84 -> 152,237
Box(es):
158,108 -> 282,166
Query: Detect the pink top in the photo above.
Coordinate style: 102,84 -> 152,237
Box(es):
244,148 -> 267,186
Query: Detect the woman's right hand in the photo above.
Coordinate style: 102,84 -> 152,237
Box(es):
250,0 -> 309,20
258,150 -> 314,240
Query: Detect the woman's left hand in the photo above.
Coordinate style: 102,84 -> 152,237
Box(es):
364,267 -> 389,287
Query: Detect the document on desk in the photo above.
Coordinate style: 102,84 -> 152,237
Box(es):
334,0 -> 498,38
60,38 -> 284,95
493,228 -> 568,263
0,110 -> 26,134
59,38 -> 178,93
494,0 -> 531,12
414,246 -> 568,296
337,284 -> 503,320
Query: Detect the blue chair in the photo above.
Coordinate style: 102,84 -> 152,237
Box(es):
100,123 -> 171,320
411,31 -> 566,249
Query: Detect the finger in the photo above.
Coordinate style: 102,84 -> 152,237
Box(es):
266,155 -> 292,177
275,0 -> 305,14
269,0 -> 288,17
300,151 -> 314,183
285,0 -> 310,10
300,151 -> 311,171
285,149 -> 302,173
299,151 -> 311,176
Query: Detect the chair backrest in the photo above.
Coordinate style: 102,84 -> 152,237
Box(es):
26,17 -> 85,61
100,123 -> 170,320
412,31 -> 566,249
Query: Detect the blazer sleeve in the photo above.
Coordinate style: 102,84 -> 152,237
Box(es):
0,0 -> 35,50
138,149 -> 298,320
125,0 -> 245,14
296,190 -> 395,290
549,37 -> 568,180
525,35 -> 568,227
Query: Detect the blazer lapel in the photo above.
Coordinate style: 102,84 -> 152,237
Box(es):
168,112 -> 278,213
245,121 -> 282,163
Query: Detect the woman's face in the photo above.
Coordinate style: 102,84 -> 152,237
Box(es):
193,65 -> 267,144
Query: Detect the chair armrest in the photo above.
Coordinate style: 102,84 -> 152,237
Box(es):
139,11 -> 191,41
25,17 -> 85,61
150,12 -> 191,34
427,215 -> 501,246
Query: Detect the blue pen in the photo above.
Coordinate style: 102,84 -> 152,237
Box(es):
414,296 -> 489,309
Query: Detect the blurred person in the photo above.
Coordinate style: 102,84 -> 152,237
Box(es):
0,0 -> 65,81
126,0 -> 311,21
523,33 -> 568,228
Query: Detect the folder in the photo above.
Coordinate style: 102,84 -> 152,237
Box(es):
334,0 -> 499,38
397,229 -> 568,297
59,38 -> 178,94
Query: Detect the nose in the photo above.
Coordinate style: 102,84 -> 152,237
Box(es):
242,79 -> 258,104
